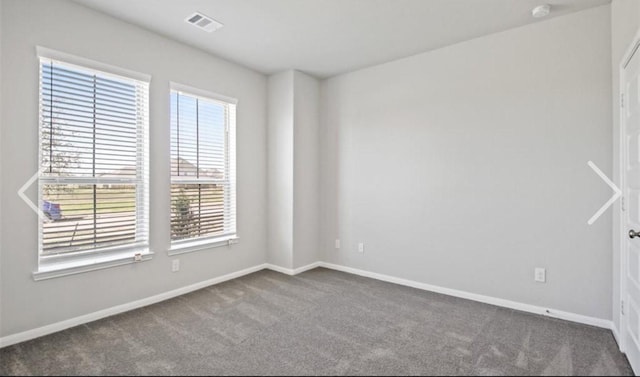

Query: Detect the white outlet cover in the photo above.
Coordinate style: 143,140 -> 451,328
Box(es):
535,268 -> 546,283
172,259 -> 180,272
335,239 -> 341,249
358,243 -> 364,253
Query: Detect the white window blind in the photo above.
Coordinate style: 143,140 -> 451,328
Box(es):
170,87 -> 236,245
38,58 -> 149,257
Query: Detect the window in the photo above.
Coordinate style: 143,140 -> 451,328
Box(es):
170,85 -> 237,248
38,53 -> 149,267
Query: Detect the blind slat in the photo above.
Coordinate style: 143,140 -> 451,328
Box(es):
170,89 -> 236,242
39,58 -> 149,256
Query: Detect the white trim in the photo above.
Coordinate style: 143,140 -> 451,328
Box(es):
36,46 -> 151,83
618,26 -> 640,360
2,261 -> 618,350
170,81 -> 238,105
318,262 -> 613,330
264,261 -> 323,276
40,242 -> 149,265
264,262 -> 322,276
612,323 -> 622,349
168,236 -> 239,256
33,249 -> 153,281
264,263 -> 295,275
622,28 -> 640,69
1,263 -> 267,348
293,261 -> 323,275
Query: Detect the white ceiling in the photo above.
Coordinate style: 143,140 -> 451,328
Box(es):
75,0 -> 611,78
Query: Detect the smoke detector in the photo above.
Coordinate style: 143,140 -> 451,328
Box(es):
185,12 -> 223,32
532,4 -> 551,18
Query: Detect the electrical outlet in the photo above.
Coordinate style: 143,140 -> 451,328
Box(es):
358,242 -> 364,253
172,259 -> 180,272
535,268 -> 546,283
335,239 -> 341,249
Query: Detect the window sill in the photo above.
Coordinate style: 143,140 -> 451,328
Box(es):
33,249 -> 154,281
168,236 -> 239,256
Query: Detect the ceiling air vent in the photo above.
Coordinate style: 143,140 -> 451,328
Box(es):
185,12 -> 223,32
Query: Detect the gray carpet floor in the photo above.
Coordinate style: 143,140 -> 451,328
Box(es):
0,268 -> 633,376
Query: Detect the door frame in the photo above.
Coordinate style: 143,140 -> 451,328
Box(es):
619,27 -> 640,357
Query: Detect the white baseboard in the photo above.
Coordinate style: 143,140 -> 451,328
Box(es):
293,261 -> 323,275
611,323 -> 622,350
0,260 -> 617,349
265,261 -> 322,276
318,262 -> 613,330
264,263 -> 295,275
0,263 -> 268,348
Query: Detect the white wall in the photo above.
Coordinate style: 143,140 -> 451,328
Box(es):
0,0 -> 4,337
266,70 -> 320,269
267,71 -> 294,269
611,0 -> 640,335
292,71 -> 320,269
0,0 -> 267,337
320,6 -> 613,320
0,0 -> 619,340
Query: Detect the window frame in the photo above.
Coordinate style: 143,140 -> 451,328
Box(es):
34,47 -> 152,279
168,82 -> 238,255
